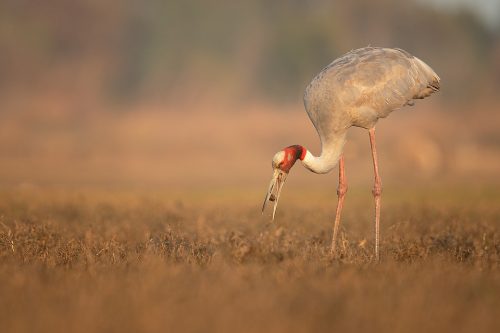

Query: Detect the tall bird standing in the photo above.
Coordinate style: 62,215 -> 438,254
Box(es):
262,47 -> 440,260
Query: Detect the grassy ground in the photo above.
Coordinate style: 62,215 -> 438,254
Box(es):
0,187 -> 499,333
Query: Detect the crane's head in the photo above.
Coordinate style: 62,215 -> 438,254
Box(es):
262,145 -> 305,220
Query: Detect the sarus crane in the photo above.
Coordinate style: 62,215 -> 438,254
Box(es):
262,47 -> 440,260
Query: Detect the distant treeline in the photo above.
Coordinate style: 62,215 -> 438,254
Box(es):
0,0 -> 498,106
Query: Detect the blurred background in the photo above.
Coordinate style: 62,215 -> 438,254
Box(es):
0,0 -> 499,195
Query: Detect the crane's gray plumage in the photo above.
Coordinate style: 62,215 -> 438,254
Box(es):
304,47 -> 440,152
263,47 -> 440,260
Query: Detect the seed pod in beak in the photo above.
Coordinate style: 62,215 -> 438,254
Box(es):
262,168 -> 288,220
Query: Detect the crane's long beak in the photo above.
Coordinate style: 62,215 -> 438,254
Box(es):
262,168 -> 288,220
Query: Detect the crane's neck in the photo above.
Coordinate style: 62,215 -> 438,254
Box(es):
300,131 -> 347,174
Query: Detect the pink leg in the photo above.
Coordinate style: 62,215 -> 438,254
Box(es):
331,154 -> 347,255
369,128 -> 382,261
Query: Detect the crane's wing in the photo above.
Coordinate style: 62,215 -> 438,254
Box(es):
303,47 -> 440,134
342,48 -> 440,118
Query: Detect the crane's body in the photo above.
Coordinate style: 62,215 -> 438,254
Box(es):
262,47 -> 440,260
301,47 -> 440,174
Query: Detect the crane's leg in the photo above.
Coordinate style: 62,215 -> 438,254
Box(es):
330,154 -> 347,255
369,128 -> 382,261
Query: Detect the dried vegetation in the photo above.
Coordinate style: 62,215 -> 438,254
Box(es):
0,188 -> 499,333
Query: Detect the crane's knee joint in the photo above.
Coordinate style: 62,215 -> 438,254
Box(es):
337,183 -> 348,197
372,184 -> 382,197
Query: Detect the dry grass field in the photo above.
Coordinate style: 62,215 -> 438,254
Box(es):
0,186 -> 498,333
2,1 -> 499,332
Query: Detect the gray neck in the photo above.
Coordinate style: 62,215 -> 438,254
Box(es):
301,131 -> 347,174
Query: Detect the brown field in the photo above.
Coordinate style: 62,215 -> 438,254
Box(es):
2,1 -> 499,332
0,187 -> 498,333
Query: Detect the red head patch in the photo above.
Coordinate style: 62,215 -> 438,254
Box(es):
279,145 -> 306,172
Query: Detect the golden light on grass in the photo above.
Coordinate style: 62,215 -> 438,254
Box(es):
0,188 -> 498,333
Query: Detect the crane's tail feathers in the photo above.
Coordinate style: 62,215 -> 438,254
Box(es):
428,79 -> 440,92
412,57 -> 441,100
